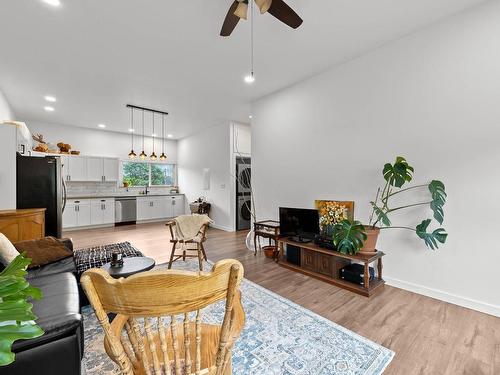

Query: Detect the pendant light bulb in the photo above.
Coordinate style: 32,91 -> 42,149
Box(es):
128,150 -> 136,159
139,151 -> 147,160
150,152 -> 157,161
159,153 -> 167,161
244,72 -> 255,84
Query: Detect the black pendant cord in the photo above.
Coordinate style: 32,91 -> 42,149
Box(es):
250,0 -> 254,78
142,109 -> 145,151
152,113 -> 155,153
162,115 -> 165,154
131,108 -> 134,149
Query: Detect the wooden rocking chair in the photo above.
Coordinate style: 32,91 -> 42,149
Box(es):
81,259 -> 245,375
166,220 -> 209,271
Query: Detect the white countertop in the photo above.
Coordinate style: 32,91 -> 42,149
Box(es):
67,193 -> 184,199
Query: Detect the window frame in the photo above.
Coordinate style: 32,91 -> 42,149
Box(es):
120,160 -> 177,187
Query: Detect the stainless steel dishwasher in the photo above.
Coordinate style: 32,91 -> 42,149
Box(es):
115,197 -> 137,224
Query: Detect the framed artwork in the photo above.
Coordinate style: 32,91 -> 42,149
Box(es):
315,200 -> 355,236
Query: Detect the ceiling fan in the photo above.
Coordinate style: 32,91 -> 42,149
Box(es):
220,0 -> 303,37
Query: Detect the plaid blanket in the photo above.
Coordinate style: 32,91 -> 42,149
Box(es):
74,242 -> 143,274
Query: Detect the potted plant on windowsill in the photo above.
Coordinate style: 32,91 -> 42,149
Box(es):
333,156 -> 448,255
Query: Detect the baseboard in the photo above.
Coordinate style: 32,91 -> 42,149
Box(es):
385,276 -> 500,317
210,223 -> 234,232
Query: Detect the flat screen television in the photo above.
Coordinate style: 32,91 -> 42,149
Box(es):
279,207 -> 320,243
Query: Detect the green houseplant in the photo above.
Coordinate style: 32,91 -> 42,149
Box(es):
0,254 -> 43,366
333,156 -> 448,255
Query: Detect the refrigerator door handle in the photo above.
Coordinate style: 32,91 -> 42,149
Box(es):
62,175 -> 67,213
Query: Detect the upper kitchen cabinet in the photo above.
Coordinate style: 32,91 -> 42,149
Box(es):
61,155 -> 87,182
87,157 -> 119,182
61,155 -> 119,182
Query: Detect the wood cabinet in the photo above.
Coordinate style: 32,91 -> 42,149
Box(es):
0,209 -> 46,242
278,238 -> 385,297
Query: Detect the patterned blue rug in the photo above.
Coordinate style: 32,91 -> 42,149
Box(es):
82,260 -> 394,374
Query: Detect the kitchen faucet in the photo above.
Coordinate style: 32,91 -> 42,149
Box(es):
145,182 -> 149,195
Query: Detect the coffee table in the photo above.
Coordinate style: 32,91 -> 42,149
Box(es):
101,256 -> 156,278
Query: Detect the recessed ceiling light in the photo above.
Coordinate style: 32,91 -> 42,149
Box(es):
44,95 -> 56,102
128,128 -> 135,132
42,0 -> 61,6
244,74 -> 255,84
98,124 -> 106,128
44,106 -> 55,112
249,115 -> 253,119
167,134 -> 173,138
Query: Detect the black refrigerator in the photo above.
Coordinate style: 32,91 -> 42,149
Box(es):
16,153 -> 66,238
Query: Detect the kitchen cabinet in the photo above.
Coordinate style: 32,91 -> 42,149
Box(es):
63,199 -> 91,228
90,198 -> 115,225
62,156 -> 87,182
137,196 -> 174,221
170,195 -> 185,217
61,155 -> 119,182
88,157 -> 119,182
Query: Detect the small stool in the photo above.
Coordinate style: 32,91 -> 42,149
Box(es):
166,220 -> 209,271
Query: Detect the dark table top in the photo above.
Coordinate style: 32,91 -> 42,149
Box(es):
101,257 -> 156,278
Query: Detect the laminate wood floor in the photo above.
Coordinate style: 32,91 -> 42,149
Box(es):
66,222 -> 500,375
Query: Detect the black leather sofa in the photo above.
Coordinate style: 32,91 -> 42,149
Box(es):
0,239 -> 84,375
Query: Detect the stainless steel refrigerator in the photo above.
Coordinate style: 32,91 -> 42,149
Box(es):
16,153 -> 66,238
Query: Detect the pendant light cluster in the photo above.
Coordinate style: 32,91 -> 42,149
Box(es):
127,104 -> 169,161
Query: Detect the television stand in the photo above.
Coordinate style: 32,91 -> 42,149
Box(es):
277,237 -> 385,297
288,236 -> 312,243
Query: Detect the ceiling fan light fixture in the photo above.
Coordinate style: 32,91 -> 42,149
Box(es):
234,1 -> 248,20
255,0 -> 272,14
244,72 -> 255,84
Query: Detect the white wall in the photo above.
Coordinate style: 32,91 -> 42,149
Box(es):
252,1 -> 500,316
178,123 -> 233,231
28,121 -> 177,163
0,89 -> 16,209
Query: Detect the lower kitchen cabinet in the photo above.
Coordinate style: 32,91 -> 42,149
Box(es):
90,198 -> 115,225
137,196 -> 172,221
63,199 -> 91,228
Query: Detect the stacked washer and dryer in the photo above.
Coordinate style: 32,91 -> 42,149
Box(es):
236,157 -> 251,230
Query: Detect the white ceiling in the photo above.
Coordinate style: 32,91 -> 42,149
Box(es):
0,0 -> 487,139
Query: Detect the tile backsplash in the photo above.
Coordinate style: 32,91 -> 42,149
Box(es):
66,182 -> 175,197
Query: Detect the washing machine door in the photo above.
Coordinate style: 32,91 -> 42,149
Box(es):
238,166 -> 251,190
241,199 -> 252,221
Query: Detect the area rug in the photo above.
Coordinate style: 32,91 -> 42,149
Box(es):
82,260 -> 394,375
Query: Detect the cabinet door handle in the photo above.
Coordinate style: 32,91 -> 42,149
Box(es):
103,204 -> 106,210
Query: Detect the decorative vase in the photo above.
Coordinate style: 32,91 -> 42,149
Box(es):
358,226 -> 380,255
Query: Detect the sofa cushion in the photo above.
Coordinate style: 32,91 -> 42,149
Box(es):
13,237 -> 73,269
26,257 -> 76,280
12,272 -> 81,352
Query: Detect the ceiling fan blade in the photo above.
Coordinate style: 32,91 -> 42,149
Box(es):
267,0 -> 303,29
220,1 -> 241,37
234,1 -> 249,20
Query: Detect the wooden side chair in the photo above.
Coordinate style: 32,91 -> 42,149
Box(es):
81,259 -> 245,375
166,220 -> 209,271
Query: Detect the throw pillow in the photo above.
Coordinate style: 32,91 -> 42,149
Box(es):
0,233 -> 21,266
13,237 -> 73,269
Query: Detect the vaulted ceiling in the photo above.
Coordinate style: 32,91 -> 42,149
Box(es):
0,0 -> 487,138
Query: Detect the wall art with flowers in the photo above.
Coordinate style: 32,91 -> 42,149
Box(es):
315,200 -> 355,237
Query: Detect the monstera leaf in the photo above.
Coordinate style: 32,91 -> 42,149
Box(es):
370,202 -> 391,227
416,219 -> 448,250
383,156 -> 414,188
428,180 -> 447,224
0,254 -> 43,366
332,219 -> 367,255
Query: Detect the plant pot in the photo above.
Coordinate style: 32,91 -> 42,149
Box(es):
358,227 -> 380,255
263,246 -> 275,259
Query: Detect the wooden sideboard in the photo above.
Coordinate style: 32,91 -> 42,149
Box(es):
278,237 -> 385,297
0,208 -> 46,243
